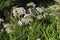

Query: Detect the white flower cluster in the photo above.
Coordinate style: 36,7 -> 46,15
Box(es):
12,2 -> 57,26
12,7 -> 26,17
17,12 -> 33,26
0,2 -> 58,34
3,23 -> 12,33
18,17 -> 33,26
54,0 -> 60,4
48,5 -> 60,11
37,15 -> 43,20
36,7 -> 45,14
27,2 -> 36,7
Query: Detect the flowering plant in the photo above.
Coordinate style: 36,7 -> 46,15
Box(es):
0,0 -> 60,40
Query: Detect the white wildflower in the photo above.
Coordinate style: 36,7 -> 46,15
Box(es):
12,7 -> 26,16
3,23 -> 12,33
18,21 -> 23,26
44,8 -> 48,11
36,7 -> 45,14
54,0 -> 60,4
5,26 -> 12,33
28,18 -> 33,23
49,13 -> 56,16
3,23 -> 10,28
37,15 -> 43,20
21,18 -> 29,24
28,8 -> 38,16
12,7 -> 17,16
31,7 -> 38,15
0,18 -> 4,23
43,13 -> 48,18
16,7 -> 26,15
12,8 -> 16,14
27,2 -> 36,7
48,5 -> 60,11
28,8 -> 32,14
24,14 -> 31,18
21,18 -> 33,24
36,38 -> 41,40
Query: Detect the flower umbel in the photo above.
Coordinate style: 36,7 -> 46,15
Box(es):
3,23 -> 12,33
27,2 -> 36,7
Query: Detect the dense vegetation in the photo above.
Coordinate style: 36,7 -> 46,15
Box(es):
0,0 -> 60,40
